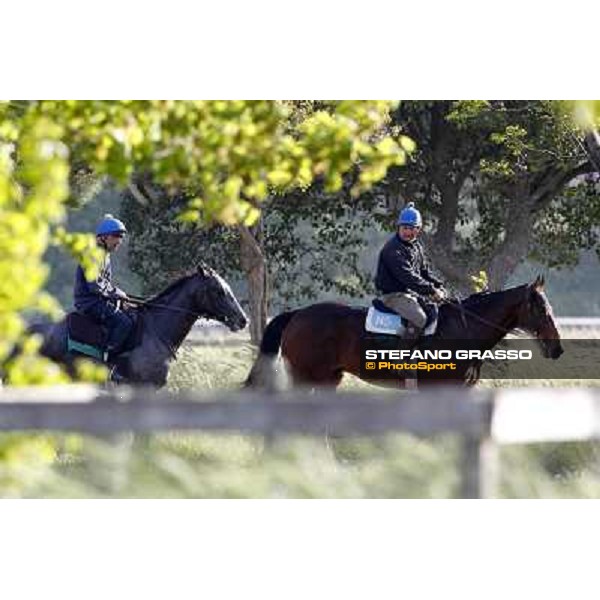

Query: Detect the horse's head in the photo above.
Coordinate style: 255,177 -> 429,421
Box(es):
193,264 -> 248,332
518,275 -> 563,359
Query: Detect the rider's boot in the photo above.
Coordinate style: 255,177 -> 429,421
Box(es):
108,364 -> 127,385
400,323 -> 423,390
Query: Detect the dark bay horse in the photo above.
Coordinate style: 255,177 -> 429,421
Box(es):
246,276 -> 563,390
32,264 -> 247,387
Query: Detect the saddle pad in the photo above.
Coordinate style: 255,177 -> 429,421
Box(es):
365,307 -> 406,336
67,312 -> 106,346
66,312 -> 107,360
365,307 -> 437,336
66,338 -> 106,361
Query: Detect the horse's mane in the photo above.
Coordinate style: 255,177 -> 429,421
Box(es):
145,263 -> 216,304
459,284 -> 528,309
460,290 -> 495,308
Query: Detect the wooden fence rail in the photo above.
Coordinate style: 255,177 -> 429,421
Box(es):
2,385 -> 600,498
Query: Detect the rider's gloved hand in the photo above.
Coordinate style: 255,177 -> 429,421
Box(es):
431,288 -> 446,302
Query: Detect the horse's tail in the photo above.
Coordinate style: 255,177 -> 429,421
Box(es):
244,310 -> 298,389
258,310 -> 298,355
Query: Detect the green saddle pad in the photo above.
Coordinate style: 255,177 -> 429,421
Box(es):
66,337 -> 107,362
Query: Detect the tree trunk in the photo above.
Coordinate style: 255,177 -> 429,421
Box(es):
584,129 -> 600,173
425,246 -> 476,294
485,223 -> 532,290
238,222 -> 268,345
426,180 -> 472,292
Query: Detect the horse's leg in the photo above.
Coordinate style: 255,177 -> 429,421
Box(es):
125,334 -> 171,388
286,363 -> 343,391
127,358 -> 168,388
283,342 -> 344,391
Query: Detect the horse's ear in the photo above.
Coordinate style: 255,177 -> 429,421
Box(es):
532,274 -> 545,290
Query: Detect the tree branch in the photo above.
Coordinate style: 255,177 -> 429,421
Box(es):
530,160 -> 593,209
584,130 -> 600,173
127,182 -> 150,206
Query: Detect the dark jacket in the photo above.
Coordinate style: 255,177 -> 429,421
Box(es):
375,234 -> 443,296
74,253 -> 125,312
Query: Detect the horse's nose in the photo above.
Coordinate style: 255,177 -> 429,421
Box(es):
552,345 -> 564,359
232,314 -> 248,331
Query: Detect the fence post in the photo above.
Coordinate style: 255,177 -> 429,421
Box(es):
459,393 -> 498,499
460,434 -> 498,498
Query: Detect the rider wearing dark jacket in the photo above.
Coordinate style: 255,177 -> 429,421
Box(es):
74,214 -> 133,354
375,234 -> 443,296
375,202 -> 447,340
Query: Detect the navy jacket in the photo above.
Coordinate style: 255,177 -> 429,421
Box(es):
74,253 -> 125,312
375,234 -> 443,296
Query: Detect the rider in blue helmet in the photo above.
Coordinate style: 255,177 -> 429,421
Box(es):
95,214 -> 127,237
396,202 -> 422,228
375,202 -> 448,343
73,214 -> 134,357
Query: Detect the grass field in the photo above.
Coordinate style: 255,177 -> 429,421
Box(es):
4,333 -> 597,499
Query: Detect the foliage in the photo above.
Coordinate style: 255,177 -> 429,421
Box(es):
530,180 -> 600,267
44,183 -> 142,308
264,186 -> 381,305
3,99 -> 598,498
371,100 -> 600,290
0,103 -> 73,383
571,100 -> 600,130
24,100 -> 408,224
121,185 -> 242,295
1,100 -> 408,383
0,433 -> 57,497
118,99 -> 412,305
469,270 -> 489,292
121,178 -> 385,306
0,100 -> 408,488
4,343 -> 600,499
10,427 -> 600,499
121,101 -> 600,309
509,250 -> 600,315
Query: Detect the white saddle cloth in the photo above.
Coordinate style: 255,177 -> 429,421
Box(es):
365,306 -> 437,336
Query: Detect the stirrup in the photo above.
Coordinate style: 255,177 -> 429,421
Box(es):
403,325 -> 423,342
108,365 -> 126,384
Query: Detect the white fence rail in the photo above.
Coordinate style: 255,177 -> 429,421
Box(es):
556,317 -> 600,328
186,317 -> 600,346
2,385 -> 600,498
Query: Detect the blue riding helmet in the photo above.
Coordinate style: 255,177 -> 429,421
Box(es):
397,202 -> 422,227
96,214 -> 127,236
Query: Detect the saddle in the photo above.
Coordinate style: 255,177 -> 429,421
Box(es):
66,312 -> 109,361
365,299 -> 437,337
66,310 -> 139,362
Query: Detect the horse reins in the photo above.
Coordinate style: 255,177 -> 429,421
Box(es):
126,296 -> 212,320
124,296 -> 212,360
442,296 -> 521,337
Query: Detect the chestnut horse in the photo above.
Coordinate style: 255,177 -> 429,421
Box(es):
245,276 -> 563,390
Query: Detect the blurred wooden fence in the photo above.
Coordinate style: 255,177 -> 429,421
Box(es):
2,385 -> 600,498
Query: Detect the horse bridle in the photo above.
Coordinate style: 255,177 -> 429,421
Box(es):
443,286 -> 532,337
128,292 -> 215,360
127,296 -> 212,319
